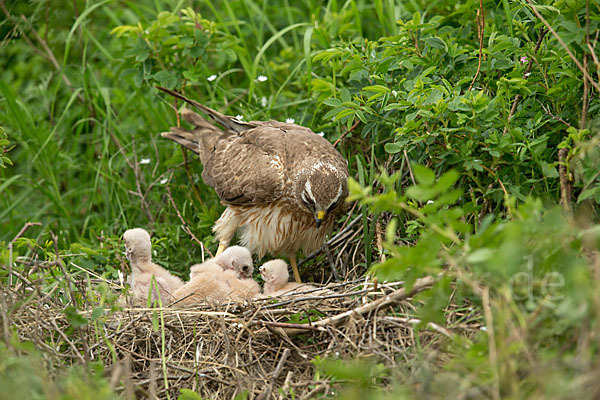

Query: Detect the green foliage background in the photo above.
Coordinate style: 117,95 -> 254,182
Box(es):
1,0 -> 600,398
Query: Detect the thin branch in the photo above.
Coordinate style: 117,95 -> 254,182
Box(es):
482,287 -> 500,400
261,275 -> 435,336
525,0 -> 600,93
51,232 -> 90,364
257,348 -> 291,400
468,1 -> 485,91
558,148 -> 572,213
504,28 -> 549,135
538,100 -> 572,128
130,140 -> 155,223
164,183 -> 213,258
333,119 -> 360,147
8,222 -> 41,286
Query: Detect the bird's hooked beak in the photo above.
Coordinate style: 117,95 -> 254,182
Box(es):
315,210 -> 325,228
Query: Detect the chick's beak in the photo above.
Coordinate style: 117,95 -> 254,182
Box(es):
315,210 -> 325,228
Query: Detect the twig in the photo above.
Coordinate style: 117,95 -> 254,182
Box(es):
181,148 -> 204,206
322,242 -> 340,281
468,0 -> 485,91
503,28 -> 549,135
258,348 -> 291,400
403,149 -> 416,186
538,100 -> 572,128
375,217 -> 386,263
51,232 -> 90,364
130,140 -> 155,223
333,119 -> 360,147
558,148 -> 572,213
525,0 -> 600,93
8,222 -> 41,286
164,183 -> 213,257
581,0 -> 591,129
263,275 -> 435,336
481,287 -> 500,400
259,321 -> 322,331
0,5 -> 85,103
298,215 -> 361,267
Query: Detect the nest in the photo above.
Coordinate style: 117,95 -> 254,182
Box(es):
0,272 -> 467,399
2,218 -> 482,398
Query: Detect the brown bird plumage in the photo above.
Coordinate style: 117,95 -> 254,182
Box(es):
158,87 -> 349,283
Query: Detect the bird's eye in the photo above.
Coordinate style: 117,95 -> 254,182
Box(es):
302,193 -> 315,210
327,199 -> 341,214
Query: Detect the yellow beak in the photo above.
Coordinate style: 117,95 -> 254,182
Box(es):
315,210 -> 325,228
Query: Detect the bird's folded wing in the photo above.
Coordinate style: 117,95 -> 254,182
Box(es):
206,126 -> 287,205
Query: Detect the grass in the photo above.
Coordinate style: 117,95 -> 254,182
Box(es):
1,0 -> 600,398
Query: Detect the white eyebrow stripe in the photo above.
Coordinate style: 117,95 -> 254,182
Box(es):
327,184 -> 343,209
304,180 -> 316,203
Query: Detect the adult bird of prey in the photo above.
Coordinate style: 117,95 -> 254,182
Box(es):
158,87 -> 348,283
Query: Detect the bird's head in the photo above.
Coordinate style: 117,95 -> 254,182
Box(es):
123,228 -> 152,263
215,246 -> 254,279
259,259 -> 289,286
295,161 -> 347,228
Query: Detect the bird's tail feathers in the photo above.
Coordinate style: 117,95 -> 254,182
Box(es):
157,86 -> 250,133
161,128 -> 201,155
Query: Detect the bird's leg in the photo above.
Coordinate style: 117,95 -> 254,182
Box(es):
289,254 -> 302,283
216,242 -> 228,256
213,208 -> 240,256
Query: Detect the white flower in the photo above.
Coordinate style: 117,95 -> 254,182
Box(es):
235,115 -> 244,121
525,72 -> 531,77
285,118 -> 295,124
257,75 -> 268,82
317,131 -> 325,137
118,270 -> 124,286
427,200 -> 434,204
392,90 -> 398,97
480,326 -> 487,331
140,158 -> 150,165
160,178 -> 168,184
207,74 -> 217,82
260,96 -> 268,107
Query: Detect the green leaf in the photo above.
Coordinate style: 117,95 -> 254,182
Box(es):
425,37 -> 447,51
384,142 -> 404,154
323,98 -> 342,107
64,306 -> 88,328
154,70 -> 178,89
540,161 -> 559,178
435,170 -> 460,192
178,389 -> 203,400
578,187 -> 600,203
466,248 -> 495,263
412,164 -> 435,185
362,84 -> 390,93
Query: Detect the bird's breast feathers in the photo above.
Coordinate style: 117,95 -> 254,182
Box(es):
213,202 -> 333,257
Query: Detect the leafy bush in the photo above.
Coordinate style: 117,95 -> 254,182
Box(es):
344,166 -> 600,398
1,0 -> 599,398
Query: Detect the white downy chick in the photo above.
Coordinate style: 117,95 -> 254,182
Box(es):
222,269 -> 261,299
123,228 -> 184,304
172,261 -> 231,305
260,259 -> 318,296
190,246 -> 254,280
